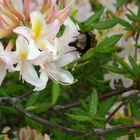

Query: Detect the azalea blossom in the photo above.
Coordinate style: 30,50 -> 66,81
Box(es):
15,35 -> 42,90
104,71 -> 133,90
0,0 -> 71,39
0,42 -> 16,85
97,0 -> 116,13
34,38 -> 80,91
14,11 -> 60,52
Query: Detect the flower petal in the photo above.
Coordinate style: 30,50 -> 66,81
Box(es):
13,26 -> 32,41
0,65 -> 6,86
16,36 -> 29,59
21,61 -> 42,89
28,41 -> 41,60
0,42 -> 4,51
30,11 -> 46,39
34,69 -> 49,91
47,64 -> 74,84
40,19 -> 60,40
60,17 -> 79,45
55,51 -> 80,67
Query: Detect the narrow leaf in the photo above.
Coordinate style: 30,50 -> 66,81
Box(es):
93,18 -> 118,30
52,83 -> 60,104
103,65 -> 125,74
66,114 -> 90,122
94,34 -> 122,53
88,88 -> 98,118
85,7 -> 104,25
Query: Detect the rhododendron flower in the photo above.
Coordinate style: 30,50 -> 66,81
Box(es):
97,0 -> 116,12
15,36 -> 42,90
0,42 -> 16,85
60,17 -> 79,50
14,11 -> 60,52
0,0 -> 71,39
72,0 -> 93,22
104,72 -> 133,89
34,38 -> 80,91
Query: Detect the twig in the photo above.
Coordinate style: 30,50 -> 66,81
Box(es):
1,96 -> 140,136
12,103 -> 140,136
105,101 -> 125,124
54,86 -> 133,111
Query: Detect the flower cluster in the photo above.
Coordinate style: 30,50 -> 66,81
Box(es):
95,0 -> 139,89
0,0 -> 80,90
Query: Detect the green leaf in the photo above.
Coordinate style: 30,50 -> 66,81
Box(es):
0,105 -> 18,114
93,18 -> 118,30
0,85 -> 25,96
113,54 -> 134,75
34,103 -> 52,114
98,97 -> 115,117
85,7 -> 104,25
116,17 -> 135,31
129,135 -> 135,140
130,100 -> 140,119
80,47 -> 96,62
52,83 -> 60,104
129,56 -> 140,75
65,113 -> 90,122
92,120 -> 104,128
135,44 -> 140,48
103,65 -> 125,74
105,130 -> 128,140
79,98 -> 88,111
26,92 -> 39,107
94,34 -> 122,53
88,88 -> 98,118
126,14 -> 140,22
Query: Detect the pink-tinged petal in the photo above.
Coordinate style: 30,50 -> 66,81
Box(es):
0,65 -> 6,86
47,64 -> 74,84
55,51 -> 80,67
46,6 -> 56,24
21,61 -> 42,89
23,0 -> 31,20
57,5 -> 71,25
13,26 -> 32,41
11,0 -> 23,14
41,19 -> 60,40
34,69 -> 48,91
0,52 -> 17,71
4,0 -> 23,20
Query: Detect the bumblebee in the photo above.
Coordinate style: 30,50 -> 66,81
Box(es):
68,32 -> 97,55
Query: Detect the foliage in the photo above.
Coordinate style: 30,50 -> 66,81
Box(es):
1,0 -> 140,140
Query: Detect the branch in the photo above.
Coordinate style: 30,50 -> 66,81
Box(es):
105,101 -> 125,124
12,103 -> 140,137
54,86 -> 133,111
1,95 -> 140,137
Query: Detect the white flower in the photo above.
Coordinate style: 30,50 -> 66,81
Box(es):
34,38 -> 80,91
97,0 -> 116,13
0,42 -> 16,85
72,0 -> 94,22
60,17 -> 79,53
13,11 -> 60,52
15,36 -> 42,90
